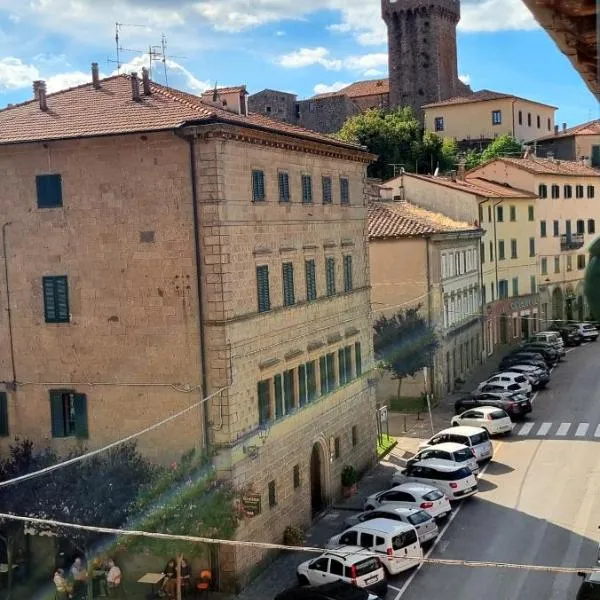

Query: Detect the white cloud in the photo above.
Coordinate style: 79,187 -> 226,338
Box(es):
278,47 -> 342,70
459,74 -> 471,85
313,81 -> 350,95
0,57 -> 39,91
343,53 -> 387,71
275,30 -> 286,36
363,68 -> 384,77
459,0 -> 538,31
46,71 -> 91,93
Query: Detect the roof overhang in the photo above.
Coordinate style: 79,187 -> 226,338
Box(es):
521,0 -> 598,99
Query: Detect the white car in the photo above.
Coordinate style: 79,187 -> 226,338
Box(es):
391,459 -> 478,500
496,364 -> 549,388
574,323 -> 599,341
364,482 -> 451,520
406,441 -> 479,475
476,372 -> 532,396
451,406 -> 514,436
418,426 -> 494,463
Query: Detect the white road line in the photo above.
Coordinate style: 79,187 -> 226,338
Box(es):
530,391 -> 540,405
517,422 -> 535,436
393,460 -> 493,600
536,422 -> 552,436
575,423 -> 589,437
556,422 -> 571,436
594,425 -> 600,438
388,585 -> 401,593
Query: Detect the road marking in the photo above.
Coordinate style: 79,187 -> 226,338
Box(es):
530,390 -> 540,405
594,425 -> 600,438
388,585 -> 401,593
575,423 -> 589,437
393,443 -> 503,600
556,422 -> 571,436
536,422 -> 552,436
517,422 -> 535,436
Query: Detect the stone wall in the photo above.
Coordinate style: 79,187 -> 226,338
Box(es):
247,90 -> 298,124
297,96 -> 361,134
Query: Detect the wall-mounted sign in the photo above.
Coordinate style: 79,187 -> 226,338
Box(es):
241,494 -> 262,517
510,296 -> 537,311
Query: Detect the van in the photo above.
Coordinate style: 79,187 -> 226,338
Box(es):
530,331 -> 565,355
326,519 -> 423,576
419,425 -> 493,463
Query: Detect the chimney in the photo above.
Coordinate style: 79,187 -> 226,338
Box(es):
554,125 -> 559,135
32,80 -> 42,100
91,62 -> 100,89
38,81 -> 48,111
562,122 -> 567,133
457,158 -> 466,181
141,67 -> 151,96
131,72 -> 140,101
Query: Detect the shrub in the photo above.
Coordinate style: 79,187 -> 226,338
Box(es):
341,465 -> 358,487
283,525 -> 304,546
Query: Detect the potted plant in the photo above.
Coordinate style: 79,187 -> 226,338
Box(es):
341,465 -> 358,498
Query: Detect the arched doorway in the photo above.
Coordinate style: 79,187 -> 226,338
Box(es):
310,443 -> 325,516
552,287 -> 564,323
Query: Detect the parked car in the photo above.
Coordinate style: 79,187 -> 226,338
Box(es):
419,426 -> 493,463
529,331 -> 565,355
501,351 -> 549,371
491,364 -> 549,389
455,392 -> 532,421
573,322 -> 599,342
576,571 -> 600,600
296,548 -> 387,598
341,506 -> 439,547
275,581 -> 383,600
557,326 -> 583,346
520,343 -> 560,365
363,483 -> 451,520
326,520 -> 422,575
476,372 -> 532,396
406,441 -> 479,475
451,407 -> 514,436
391,459 -> 478,500
475,381 -> 531,399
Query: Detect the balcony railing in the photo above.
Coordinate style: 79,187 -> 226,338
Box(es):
560,233 -> 584,251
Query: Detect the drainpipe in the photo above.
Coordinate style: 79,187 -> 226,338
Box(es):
477,200 -> 487,360
425,237 -> 433,395
511,99 -> 516,140
492,200 -> 502,299
2,222 -> 16,388
184,135 -> 210,452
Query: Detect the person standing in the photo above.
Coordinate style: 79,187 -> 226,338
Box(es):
106,558 -> 122,596
70,557 -> 88,599
53,568 -> 71,600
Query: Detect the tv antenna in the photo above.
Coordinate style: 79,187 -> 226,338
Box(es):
108,22 -> 150,74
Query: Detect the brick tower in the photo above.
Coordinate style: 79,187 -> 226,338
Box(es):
382,0 -> 469,119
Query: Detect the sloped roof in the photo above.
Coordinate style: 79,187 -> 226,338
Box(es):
201,85 -> 247,95
471,156 -> 600,177
368,201 -> 477,240
313,79 -> 390,100
422,89 -> 557,110
0,75 -> 366,152
532,118 -> 600,142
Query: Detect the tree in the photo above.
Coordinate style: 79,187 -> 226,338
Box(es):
337,107 -> 457,179
464,148 -> 483,171
373,305 -> 439,400
481,134 -> 523,162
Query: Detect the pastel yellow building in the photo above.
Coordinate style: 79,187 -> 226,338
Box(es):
423,90 -> 557,146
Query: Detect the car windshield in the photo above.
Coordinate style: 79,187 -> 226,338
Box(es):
490,410 -> 507,420
514,375 -> 527,383
470,431 -> 489,444
453,448 -> 473,462
423,490 -> 444,501
408,511 -> 432,525
447,467 -> 472,480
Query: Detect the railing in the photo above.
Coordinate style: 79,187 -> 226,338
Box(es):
560,233 -> 584,251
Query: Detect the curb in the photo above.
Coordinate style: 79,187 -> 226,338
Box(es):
376,439 -> 398,460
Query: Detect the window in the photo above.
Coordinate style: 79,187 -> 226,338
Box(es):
529,237 -> 535,257
551,184 -> 560,199
538,184 -> 547,198
547,117 -> 551,131
301,174 -> 313,204
305,259 -> 317,301
352,425 -> 358,447
278,172 -> 290,202
0,393 -> 7,437
492,110 -> 502,125
298,361 -> 317,405
268,480 -> 276,508
256,266 -> 270,313
434,116 -> 444,131
489,241 -> 494,261
511,239 -> 517,259
564,185 -> 572,199
528,205 -> 534,221
553,220 -> 559,237
251,170 -> 266,202
293,465 -> 300,489
510,206 -> 516,221
530,275 -> 536,294
518,110 -> 522,125
527,112 -> 532,127
334,436 -> 340,459
588,219 -> 596,234
478,205 -> 483,224
340,178 -> 350,205
490,282 -> 494,301
50,390 -> 87,438
488,205 -> 492,221
498,240 -> 505,260
498,280 -> 508,299
282,262 -> 295,307
497,206 -> 504,222
578,255 -> 586,270
576,185 -> 584,198
43,276 -> 70,323
36,174 -> 63,209
326,257 -> 336,296
329,559 -> 344,577
512,277 -> 519,297
355,342 -> 362,376
540,221 -> 547,237
567,254 -> 572,271
541,257 -> 547,275
274,374 -> 284,418
480,242 -> 485,263
322,176 -> 333,204
554,256 -> 560,274
536,115 -> 541,128
577,219 -> 585,235
338,347 -> 350,385
283,369 -> 295,413
588,186 -> 595,199
343,255 -> 353,292
257,380 -> 271,426
319,353 -> 336,394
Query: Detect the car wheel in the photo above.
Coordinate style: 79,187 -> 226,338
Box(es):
451,421 -> 459,427
297,575 -> 309,586
365,504 -> 375,511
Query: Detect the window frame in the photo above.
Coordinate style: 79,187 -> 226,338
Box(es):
278,171 -> 290,203
326,257 -> 336,296
282,262 -> 295,307
301,174 -> 313,204
491,110 -> 502,125
43,275 -> 70,324
510,238 -> 518,259
256,265 -> 271,313
36,173 -> 63,209
434,116 -> 444,132
540,220 -> 547,237
551,184 -> 560,199
509,206 -> 516,222
251,169 -> 266,202
305,259 -> 317,302
49,390 -> 88,439
340,177 -> 350,205
322,175 -> 333,205
528,205 -> 534,221
343,255 -> 353,292
538,184 -> 547,198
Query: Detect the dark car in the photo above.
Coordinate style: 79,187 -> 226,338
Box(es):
518,345 -> 559,367
576,571 -> 600,600
455,392 -> 532,420
499,355 -> 548,372
275,582 -> 382,600
559,326 -> 583,346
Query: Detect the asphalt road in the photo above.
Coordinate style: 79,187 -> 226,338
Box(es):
385,341 -> 600,600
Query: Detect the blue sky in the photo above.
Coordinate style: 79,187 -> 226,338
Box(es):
0,0 -> 597,128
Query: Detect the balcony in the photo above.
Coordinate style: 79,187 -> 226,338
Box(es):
560,233 -> 584,251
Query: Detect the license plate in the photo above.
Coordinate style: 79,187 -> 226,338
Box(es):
366,576 -> 378,584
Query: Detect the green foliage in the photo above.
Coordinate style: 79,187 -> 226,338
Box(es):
341,465 -> 358,487
376,435 -> 397,459
337,107 -> 457,179
481,134 -> 523,162
464,148 -> 483,170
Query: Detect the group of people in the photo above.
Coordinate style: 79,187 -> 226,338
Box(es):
53,557 -> 122,599
159,557 -> 192,599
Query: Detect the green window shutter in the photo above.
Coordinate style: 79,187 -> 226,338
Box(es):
326,353 -> 336,391
302,175 -> 312,204
283,369 -> 295,413
338,349 -> 346,385
0,393 -> 8,437
282,263 -> 295,306
278,172 -> 290,202
512,277 -> 519,297
256,266 -> 270,313
252,170 -> 265,202
74,393 -> 88,439
528,206 -> 534,221
343,255 -> 353,292
306,361 -> 316,402
258,380 -> 270,425
305,260 -> 316,301
43,276 -> 70,323
298,365 -> 307,407
345,346 -> 353,381
49,390 -> 66,438
326,257 -> 336,296
36,174 -> 63,209
322,177 -> 332,204
340,178 -> 349,205
529,238 -> 535,257
319,356 -> 328,395
274,374 -> 284,419
355,342 -> 362,376
530,275 -> 536,294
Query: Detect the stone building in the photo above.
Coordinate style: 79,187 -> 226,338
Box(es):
531,119 -> 600,165
0,68 -> 377,589
368,199 -> 482,399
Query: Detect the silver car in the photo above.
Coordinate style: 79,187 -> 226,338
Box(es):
419,426 -> 493,463
406,441 -> 479,475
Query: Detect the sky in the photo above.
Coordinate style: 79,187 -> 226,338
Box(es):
0,0 -> 597,128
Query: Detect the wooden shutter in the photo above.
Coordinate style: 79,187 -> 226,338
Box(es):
283,370 -> 294,413
306,361 -> 316,402
298,365 -> 307,407
256,266 -> 270,313
74,393 -> 88,439
343,255 -> 353,292
338,349 -> 346,385
282,263 -> 295,306
326,353 -> 336,391
355,342 -> 362,376
257,381 -> 270,425
345,346 -> 353,381
252,170 -> 265,202
302,175 -> 312,204
0,393 -> 8,437
319,356 -> 328,395
36,174 -> 63,209
326,258 -> 336,296
305,260 -> 316,301
49,391 -> 66,438
274,375 -> 283,419
278,172 -> 290,202
340,178 -> 349,205
43,276 -> 70,323
322,177 -> 332,204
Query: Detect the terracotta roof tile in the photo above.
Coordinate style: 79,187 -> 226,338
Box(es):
422,89 -> 557,110
0,75 -> 366,152
368,201 -> 477,240
531,118 -> 600,142
201,85 -> 247,95
473,157 -> 600,177
313,78 -> 389,100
